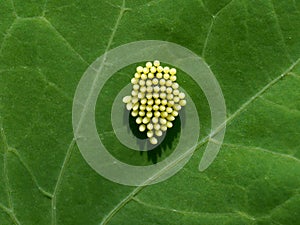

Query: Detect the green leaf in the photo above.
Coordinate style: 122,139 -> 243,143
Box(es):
0,0 -> 300,224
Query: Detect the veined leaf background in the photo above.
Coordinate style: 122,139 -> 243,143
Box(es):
0,0 -> 300,224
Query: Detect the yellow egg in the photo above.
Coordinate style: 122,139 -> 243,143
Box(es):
167,121 -> 173,128
170,68 -> 177,75
146,62 -> 152,68
153,60 -> 160,67
136,66 -> 143,73
150,137 -> 158,145
139,124 -> 146,132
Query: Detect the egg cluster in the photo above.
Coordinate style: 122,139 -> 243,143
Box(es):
122,60 -> 186,145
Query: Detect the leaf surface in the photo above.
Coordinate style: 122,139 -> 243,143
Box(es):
0,0 -> 300,224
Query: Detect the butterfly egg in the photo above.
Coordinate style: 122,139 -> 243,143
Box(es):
146,62 -> 152,68
160,93 -> 167,99
156,72 -> 163,79
131,97 -> 138,104
167,115 -> 175,121
159,79 -> 166,86
146,111 -> 153,118
160,85 -> 166,92
131,110 -> 138,117
167,121 -> 173,128
147,98 -> 154,105
146,79 -> 152,86
143,67 -> 149,74
166,107 -> 173,113
174,104 -> 182,111
140,86 -> 146,93
161,124 -> 167,131
139,124 -> 146,132
135,73 -> 141,79
170,68 -> 176,75
152,78 -> 159,85
166,87 -> 173,94
139,110 -> 145,117
153,85 -> 160,92
179,99 -> 187,106
179,92 -> 185,99
136,66 -> 143,73
148,73 -> 154,79
153,92 -> 160,99
170,76 -> 177,82
146,93 -> 152,99
131,90 -> 138,96
159,105 -> 166,112
157,66 -> 163,73
172,110 -> 179,117
168,100 -> 175,107
166,80 -> 172,87
150,66 -> 156,73
136,117 -> 143,124
173,96 -> 180,103
139,104 -> 146,111
147,130 -> 154,138
163,73 -> 170,80
133,84 -> 139,90
126,102 -> 133,110
172,83 -> 179,89
160,118 -> 167,125
153,60 -> 160,67
167,94 -> 174,100
147,123 -> 154,130
122,96 -> 131,104
146,105 -> 152,112
155,130 -> 163,137
154,111 -> 161,118
152,117 -> 159,124
161,111 -> 168,118
141,98 -> 147,105
150,137 -> 158,145
141,73 -> 147,80
139,79 -> 146,86
163,66 -> 170,74
131,78 -> 138,84
152,104 -> 159,111
161,99 -> 168,105
137,92 -> 144,99
173,89 -> 179,95
153,123 -> 160,130
147,86 -> 153,93
143,117 -> 150,124
155,99 -> 161,105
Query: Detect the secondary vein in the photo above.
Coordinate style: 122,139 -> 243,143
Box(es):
51,1 -> 128,224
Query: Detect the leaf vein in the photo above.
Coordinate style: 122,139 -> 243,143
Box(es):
269,0 -> 293,62
0,126 -> 21,225
201,0 -> 235,58
51,139 -> 76,225
0,19 -> 17,57
42,0 -> 48,16
8,148 -> 53,199
40,17 -> 90,66
0,202 -> 21,225
9,0 -> 18,18
201,17 -> 214,58
52,1 -> 128,224
260,96 -> 300,115
222,142 -> 300,163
